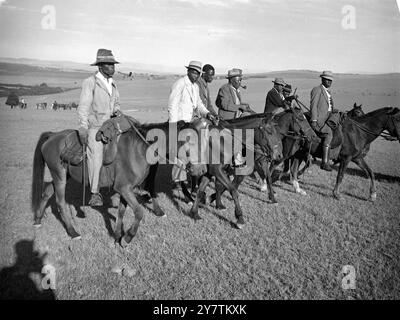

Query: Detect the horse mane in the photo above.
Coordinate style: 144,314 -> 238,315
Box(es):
356,107 -> 395,120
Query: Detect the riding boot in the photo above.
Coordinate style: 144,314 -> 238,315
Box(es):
320,145 -> 332,171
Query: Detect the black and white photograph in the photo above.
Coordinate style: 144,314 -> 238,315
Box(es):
0,0 -> 399,303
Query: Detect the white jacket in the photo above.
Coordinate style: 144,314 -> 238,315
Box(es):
168,75 -> 209,123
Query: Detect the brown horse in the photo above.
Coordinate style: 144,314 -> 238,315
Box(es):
31,120 -> 191,245
186,116 -> 283,228
208,108 -> 316,205
289,107 -> 400,201
31,117 -> 282,243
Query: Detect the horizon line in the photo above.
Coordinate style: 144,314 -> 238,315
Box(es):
0,56 -> 399,76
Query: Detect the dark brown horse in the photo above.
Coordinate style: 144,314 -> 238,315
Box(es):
289,107 -> 400,201
346,103 -> 365,118
187,116 -> 283,228
208,108 -> 316,205
31,117 -> 282,243
31,120 -> 192,245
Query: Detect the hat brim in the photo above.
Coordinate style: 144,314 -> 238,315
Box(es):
226,74 -> 243,79
185,66 -> 202,74
91,60 -> 120,66
272,81 -> 286,86
320,75 -> 333,80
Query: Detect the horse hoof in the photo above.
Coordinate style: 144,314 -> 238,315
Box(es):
333,192 -> 341,200
236,222 -> 245,230
155,210 -> 166,217
111,265 -> 123,275
33,223 -> 42,228
72,235 -> 81,241
296,189 -> 307,196
190,212 -> 202,221
370,193 -> 377,202
260,184 -> 268,192
120,237 -> 129,248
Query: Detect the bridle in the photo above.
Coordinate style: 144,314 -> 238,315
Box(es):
346,112 -> 399,141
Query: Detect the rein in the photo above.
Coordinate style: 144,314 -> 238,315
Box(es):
217,116 -> 277,159
346,115 -> 396,140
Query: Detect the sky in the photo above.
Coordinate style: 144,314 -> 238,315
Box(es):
0,0 -> 399,73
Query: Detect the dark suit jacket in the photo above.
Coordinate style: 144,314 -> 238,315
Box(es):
215,83 -> 246,120
310,85 -> 332,128
264,88 -> 286,114
197,77 -> 216,114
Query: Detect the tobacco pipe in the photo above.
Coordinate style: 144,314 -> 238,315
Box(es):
240,84 -> 247,90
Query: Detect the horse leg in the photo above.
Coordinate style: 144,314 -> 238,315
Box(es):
291,157 -> 307,196
180,181 -> 194,204
189,175 -> 210,220
208,179 -> 225,209
255,159 -> 268,192
33,182 -> 54,227
114,196 -> 127,243
333,156 -> 352,200
53,178 -> 81,239
353,157 -> 377,201
119,186 -> 145,246
278,159 -> 291,181
257,159 -> 277,202
145,164 -> 166,217
190,175 -> 198,194
215,168 -> 244,229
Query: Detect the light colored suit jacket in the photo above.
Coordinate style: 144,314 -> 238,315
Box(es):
310,84 -> 332,128
215,83 -> 247,120
168,75 -> 209,123
77,73 -> 120,129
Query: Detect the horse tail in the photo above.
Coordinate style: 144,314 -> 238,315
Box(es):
31,131 -> 53,212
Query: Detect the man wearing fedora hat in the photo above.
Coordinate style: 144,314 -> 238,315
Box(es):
264,78 -> 297,115
310,70 -> 336,171
77,48 -> 121,206
168,60 -> 216,184
215,68 -> 252,120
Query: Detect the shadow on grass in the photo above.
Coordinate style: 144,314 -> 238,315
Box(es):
309,159 -> 400,184
0,239 -> 56,300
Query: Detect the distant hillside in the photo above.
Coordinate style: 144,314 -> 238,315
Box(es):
0,81 -> 79,98
0,58 -> 398,81
0,62 -> 92,79
0,57 -> 179,75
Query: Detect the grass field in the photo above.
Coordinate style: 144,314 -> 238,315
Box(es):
0,73 -> 399,300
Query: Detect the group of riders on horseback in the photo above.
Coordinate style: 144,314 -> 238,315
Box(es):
31,48 -> 400,245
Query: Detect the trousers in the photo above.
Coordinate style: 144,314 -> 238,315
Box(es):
171,126 -> 209,182
86,128 -> 104,193
317,123 -> 333,146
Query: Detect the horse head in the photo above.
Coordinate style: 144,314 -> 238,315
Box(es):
290,108 -> 318,142
387,107 -> 400,141
348,103 -> 365,118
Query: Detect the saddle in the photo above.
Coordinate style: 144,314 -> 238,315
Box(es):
59,115 -> 140,166
305,112 -> 347,152
59,130 -> 85,166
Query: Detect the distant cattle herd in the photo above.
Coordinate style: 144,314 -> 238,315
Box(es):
5,101 -> 79,110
